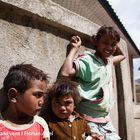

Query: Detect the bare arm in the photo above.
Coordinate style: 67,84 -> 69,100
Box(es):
59,36 -> 81,77
112,45 -> 126,65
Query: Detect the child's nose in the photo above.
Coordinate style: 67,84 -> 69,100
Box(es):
59,105 -> 66,110
38,98 -> 44,106
108,45 -> 113,50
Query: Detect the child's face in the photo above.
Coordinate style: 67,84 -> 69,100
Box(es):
95,35 -> 117,59
51,94 -> 75,119
16,80 -> 47,117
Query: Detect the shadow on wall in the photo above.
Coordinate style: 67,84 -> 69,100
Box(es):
0,1 -> 71,42
0,87 -> 9,113
135,79 -> 140,103
0,1 -> 92,49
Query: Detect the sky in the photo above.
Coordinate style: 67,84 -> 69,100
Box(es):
108,0 -> 140,79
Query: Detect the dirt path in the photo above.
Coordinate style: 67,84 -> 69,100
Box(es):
134,104 -> 140,140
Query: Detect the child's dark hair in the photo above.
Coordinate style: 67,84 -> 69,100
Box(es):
48,77 -> 81,106
1,63 -> 48,113
3,63 -> 49,95
95,25 -> 120,43
40,78 -> 81,120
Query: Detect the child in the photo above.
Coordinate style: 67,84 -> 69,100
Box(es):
40,78 -> 98,140
0,63 -> 50,140
59,26 -> 125,140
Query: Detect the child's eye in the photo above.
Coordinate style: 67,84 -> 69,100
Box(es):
65,101 -> 73,106
111,43 -> 116,47
34,92 -> 44,98
54,100 -> 60,105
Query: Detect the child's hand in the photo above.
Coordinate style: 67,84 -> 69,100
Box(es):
85,135 -> 103,140
91,133 -> 104,140
70,36 -> 81,50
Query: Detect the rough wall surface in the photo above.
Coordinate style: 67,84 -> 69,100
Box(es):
120,41 -> 135,140
0,0 -> 99,85
115,40 -> 135,140
0,0 -> 134,139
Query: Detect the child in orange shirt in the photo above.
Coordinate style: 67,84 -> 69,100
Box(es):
0,63 -> 50,140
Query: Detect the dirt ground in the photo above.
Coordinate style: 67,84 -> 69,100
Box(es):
134,103 -> 140,140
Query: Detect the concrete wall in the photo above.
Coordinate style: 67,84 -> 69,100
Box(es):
0,0 -> 135,139
0,1 -> 68,84
0,0 -> 99,85
115,40 -> 135,140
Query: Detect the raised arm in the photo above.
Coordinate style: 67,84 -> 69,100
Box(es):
59,36 -> 81,77
112,45 -> 126,65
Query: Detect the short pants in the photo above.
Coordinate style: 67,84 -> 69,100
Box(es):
88,121 -> 121,140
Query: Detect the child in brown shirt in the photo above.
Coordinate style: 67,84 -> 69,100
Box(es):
40,78 -> 100,140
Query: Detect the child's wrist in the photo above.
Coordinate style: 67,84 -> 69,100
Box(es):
85,135 -> 93,140
71,45 -> 80,51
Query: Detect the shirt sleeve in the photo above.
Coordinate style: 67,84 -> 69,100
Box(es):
84,119 -> 91,136
74,54 -> 91,80
35,115 -> 50,140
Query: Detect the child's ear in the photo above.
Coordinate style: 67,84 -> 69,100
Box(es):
90,34 -> 97,45
8,88 -> 18,103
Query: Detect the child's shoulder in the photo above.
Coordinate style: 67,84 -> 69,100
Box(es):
34,115 -> 50,137
74,111 -> 86,120
34,115 -> 48,126
76,50 -> 95,60
0,115 -> 47,128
